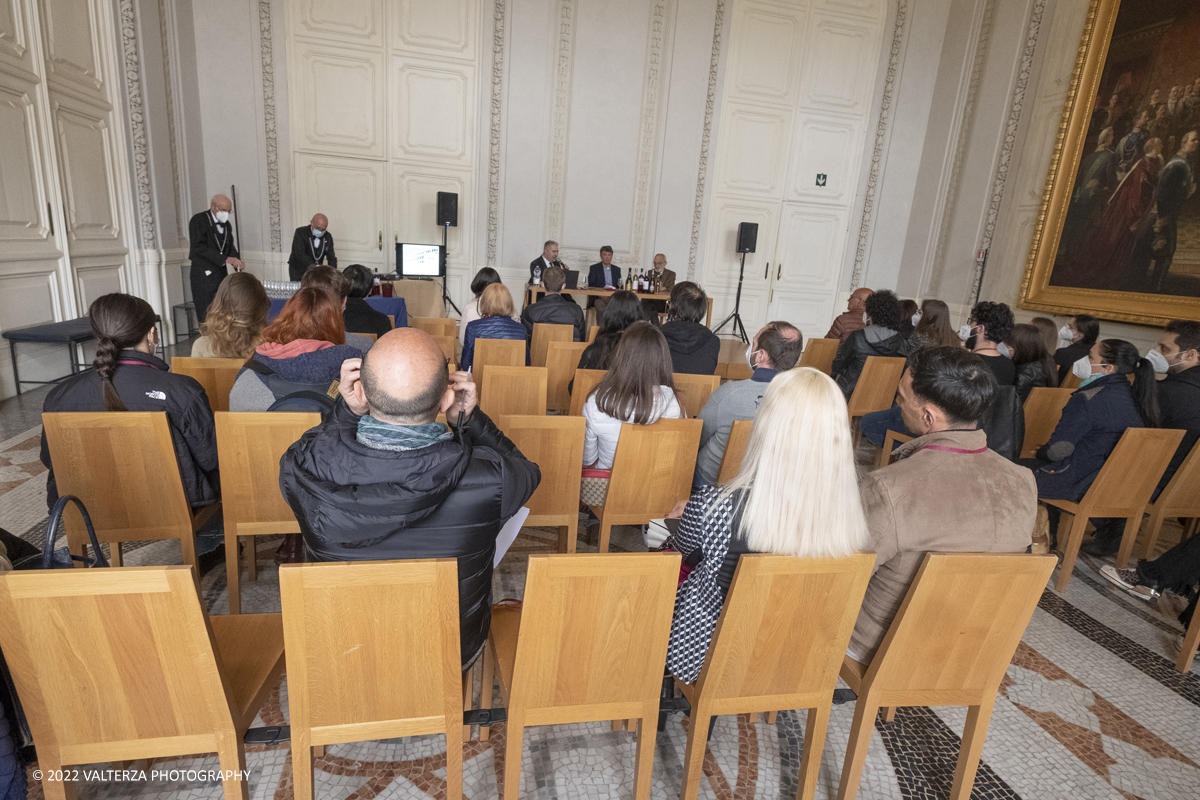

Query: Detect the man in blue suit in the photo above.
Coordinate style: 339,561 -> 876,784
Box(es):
587,246 -> 622,326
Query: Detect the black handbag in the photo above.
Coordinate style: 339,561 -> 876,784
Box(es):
11,495 -> 109,570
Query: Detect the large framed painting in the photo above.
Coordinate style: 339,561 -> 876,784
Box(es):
1019,0 -> 1200,325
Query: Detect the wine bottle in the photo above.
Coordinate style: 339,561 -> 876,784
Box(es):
625,273 -> 632,291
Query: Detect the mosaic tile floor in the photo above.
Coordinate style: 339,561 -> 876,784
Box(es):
1,421 -> 1199,800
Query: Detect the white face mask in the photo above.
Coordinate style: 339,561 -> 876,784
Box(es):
862,312 -> 870,326
958,324 -> 973,341
1058,325 -> 1074,342
911,312 -> 921,326
997,342 -> 1011,358
1072,355 -> 1099,381
214,210 -> 229,224
1146,348 -> 1171,374
312,228 -> 324,238
746,345 -> 758,369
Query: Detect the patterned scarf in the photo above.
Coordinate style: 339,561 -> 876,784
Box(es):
356,415 -> 452,452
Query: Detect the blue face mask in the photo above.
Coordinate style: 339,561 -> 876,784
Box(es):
312,228 -> 324,238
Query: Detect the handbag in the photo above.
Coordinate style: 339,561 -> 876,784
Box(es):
580,467 -> 611,506
11,495 -> 110,570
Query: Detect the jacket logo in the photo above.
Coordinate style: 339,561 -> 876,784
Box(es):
145,390 -> 166,400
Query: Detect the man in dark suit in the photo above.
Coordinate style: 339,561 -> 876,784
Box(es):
529,240 -> 564,284
287,213 -> 337,281
587,246 -> 621,326
520,266 -> 585,344
188,194 -> 243,322
641,253 -> 676,321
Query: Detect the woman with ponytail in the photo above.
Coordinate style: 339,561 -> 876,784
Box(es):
39,293 -> 219,511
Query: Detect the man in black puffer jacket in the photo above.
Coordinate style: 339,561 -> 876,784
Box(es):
280,328 -> 541,669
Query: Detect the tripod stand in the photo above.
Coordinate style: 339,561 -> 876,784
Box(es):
440,223 -> 461,316
713,251 -> 749,343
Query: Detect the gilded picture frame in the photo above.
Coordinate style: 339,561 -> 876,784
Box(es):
1018,0 -> 1200,325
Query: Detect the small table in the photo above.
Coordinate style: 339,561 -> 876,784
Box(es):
2,317 -> 95,395
525,285 -> 713,327
383,279 -> 449,319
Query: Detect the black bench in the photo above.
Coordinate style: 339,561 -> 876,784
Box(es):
2,317 -> 94,395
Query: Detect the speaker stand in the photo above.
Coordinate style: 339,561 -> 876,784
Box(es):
713,251 -> 749,344
440,223 -> 461,316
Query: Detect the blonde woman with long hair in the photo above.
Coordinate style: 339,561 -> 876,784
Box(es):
191,272 -> 270,358
663,367 -> 868,682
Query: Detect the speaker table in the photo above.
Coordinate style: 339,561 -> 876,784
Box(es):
524,285 -> 713,328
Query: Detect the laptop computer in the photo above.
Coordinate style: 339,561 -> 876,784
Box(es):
565,269 -> 580,290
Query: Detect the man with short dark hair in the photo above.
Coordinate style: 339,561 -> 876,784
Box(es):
831,289 -> 910,398
848,347 -> 1036,663
661,282 -> 720,375
519,266 -> 585,343
694,321 -> 802,486
587,246 -> 622,325
280,329 -> 541,670
529,240 -> 564,285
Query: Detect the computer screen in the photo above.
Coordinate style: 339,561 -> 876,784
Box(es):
396,243 -> 444,278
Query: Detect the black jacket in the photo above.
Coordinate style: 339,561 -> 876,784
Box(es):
529,256 -> 564,284
1014,361 -> 1057,403
832,326 -> 911,398
519,293 -> 585,342
1054,340 -> 1091,382
279,404 -> 541,668
1157,366 -> 1200,490
977,385 -> 1025,461
343,297 -> 393,338
187,210 -> 239,280
39,350 -> 219,511
661,321 -> 720,375
587,262 -> 622,289
287,226 -> 337,282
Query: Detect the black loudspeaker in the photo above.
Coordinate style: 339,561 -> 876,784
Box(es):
437,192 -> 458,227
736,222 -> 758,253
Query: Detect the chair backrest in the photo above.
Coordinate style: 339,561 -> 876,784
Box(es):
798,338 -> 840,375
480,366 -> 548,417
215,412 -> 320,536
498,415 -> 585,521
1020,387 -> 1073,458
1060,372 -> 1081,390
673,373 -> 721,418
846,356 -> 906,418
716,419 -> 753,484
0,566 -> 236,766
1079,427 -> 1185,516
568,368 -> 607,416
546,341 -> 589,413
587,325 -> 599,343
724,363 -> 753,382
171,356 -> 244,412
41,412 -> 192,542
694,554 -> 875,709
475,338 -> 526,386
604,419 -> 703,521
531,323 -> 574,367
431,334 -> 456,363
387,314 -> 395,327
1155,440 -> 1200,516
280,560 -> 462,741
351,332 -> 378,342
878,430 -> 914,467
508,553 -> 679,724
868,553 -> 1056,703
413,316 -> 456,338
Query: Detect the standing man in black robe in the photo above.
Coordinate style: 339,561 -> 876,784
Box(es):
287,213 -> 337,281
188,194 -> 243,322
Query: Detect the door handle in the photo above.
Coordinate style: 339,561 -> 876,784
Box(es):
763,261 -> 770,279
47,203 -> 54,237
378,231 -> 383,251
777,263 -> 782,280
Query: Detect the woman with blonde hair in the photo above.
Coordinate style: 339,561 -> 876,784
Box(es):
663,367 -> 868,681
460,282 -> 527,370
191,272 -> 270,358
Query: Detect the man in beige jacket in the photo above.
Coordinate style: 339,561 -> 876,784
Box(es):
848,346 -> 1037,663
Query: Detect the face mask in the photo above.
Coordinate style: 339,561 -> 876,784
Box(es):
312,228 -> 324,238
997,342 -> 1011,358
1058,325 -> 1074,342
958,324 -> 973,342
1146,348 -> 1173,374
1072,355 -> 1100,382
746,346 -> 758,369
863,312 -> 870,325
214,210 -> 229,224
911,312 -> 921,326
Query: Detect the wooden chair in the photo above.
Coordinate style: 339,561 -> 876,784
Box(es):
588,325 -> 599,343
413,316 -> 456,338
673,373 -> 721,418
498,415 -> 586,552
546,341 -> 588,413
350,332 -> 378,342
798,338 -> 840,375
474,338 -> 525,386
1044,427 -> 1184,592
1059,371 -> 1081,390
674,554 -> 876,800
1020,387 -> 1073,458
877,430 -> 913,467
846,357 -> 906,442
724,363 -> 753,382
587,419 -> 703,552
481,553 -> 680,800
1138,441 -> 1200,560
216,412 -> 321,614
1178,598 -> 1200,673
715,419 -> 753,484
0,566 -> 286,800
280,559 -> 464,800
569,368 -> 607,416
431,334 -> 456,364
836,553 -> 1056,800
387,314 -> 395,327
531,323 -> 574,367
41,412 -> 218,570
480,366 -> 547,418
171,356 -> 244,412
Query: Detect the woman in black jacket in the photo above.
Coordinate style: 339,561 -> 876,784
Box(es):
1009,323 -> 1059,402
342,264 -> 394,338
1054,314 -> 1099,382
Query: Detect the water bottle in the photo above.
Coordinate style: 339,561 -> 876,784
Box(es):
533,265 -> 542,285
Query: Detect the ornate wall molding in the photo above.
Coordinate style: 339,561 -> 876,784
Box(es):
686,0 -> 726,281
625,0 -> 668,271
158,0 -> 185,241
259,0 -> 281,252
118,0 -> 155,249
544,0 -> 577,242
850,0 -> 909,291
486,0 -> 506,267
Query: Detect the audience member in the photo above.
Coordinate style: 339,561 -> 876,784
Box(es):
896,299 -> 919,337
300,266 -> 374,352
40,294 -> 218,511
664,368 -> 868,682
1009,322 -> 1059,402
577,290 -> 643,372
1102,534 -> 1200,654
826,287 -> 872,344
908,299 -> 959,350
693,321 -> 802,487
1030,316 -> 1061,358
661,282 -> 720,375
1054,314 -> 1099,381
849,347 -> 1036,663
341,264 -> 394,339
191,272 -> 269,358
519,265 -> 585,342
460,283 -> 528,371
279,329 -> 541,669
832,289 -> 909,399
460,268 -> 503,346
963,301 -> 1017,385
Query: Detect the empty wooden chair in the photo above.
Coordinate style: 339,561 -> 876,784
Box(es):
1020,387 -> 1073,458
1138,441 -> 1200,559
41,412 -> 218,569
846,357 -> 906,439
1044,427 -> 1184,590
799,338 -> 840,375
546,341 -> 588,413
531,323 -> 574,367
569,368 -> 607,416
480,366 -> 547,418
673,373 -> 721,418
499,415 -> 586,552
836,553 -> 1055,800
413,316 -> 456,338
0,566 -> 285,800
171,356 -> 244,412
280,559 -> 464,800
877,430 -> 913,467
674,554 -> 876,800
715,419 -> 753,484
587,419 -> 702,552
481,553 -> 680,800
474,338 -> 526,386
216,411 -> 321,614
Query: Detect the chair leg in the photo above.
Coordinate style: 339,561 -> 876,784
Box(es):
766,710 -> 778,725
631,717 -> 657,800
796,704 -> 830,800
39,761 -> 78,800
180,531 -> 199,574
598,518 -> 613,554
1054,511 -> 1090,593
1115,515 -> 1143,570
564,516 -> 578,554
834,697 -> 879,800
313,745 -> 325,758
948,697 -> 996,800
109,541 -> 122,567
1140,506 -> 1167,561
479,645 -> 494,742
1176,603 -> 1200,673
291,729 -> 314,800
247,538 -> 258,582
445,720 -> 463,800
880,706 -> 897,723
226,533 -> 241,615
679,704 -> 711,800
216,732 -> 250,800
502,713 -> 524,800
463,666 -> 474,742
611,719 -> 624,732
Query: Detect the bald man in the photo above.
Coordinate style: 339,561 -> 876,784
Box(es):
288,213 -> 338,282
825,287 -> 873,344
279,328 -> 541,670
188,194 -> 243,322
